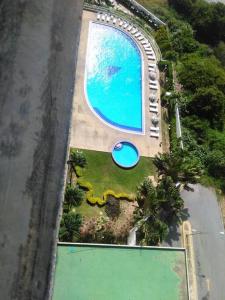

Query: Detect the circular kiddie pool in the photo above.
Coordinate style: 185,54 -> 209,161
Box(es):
112,141 -> 140,168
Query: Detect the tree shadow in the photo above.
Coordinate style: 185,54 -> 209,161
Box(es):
163,208 -> 190,247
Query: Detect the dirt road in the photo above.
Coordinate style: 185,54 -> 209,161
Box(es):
0,1 -> 83,299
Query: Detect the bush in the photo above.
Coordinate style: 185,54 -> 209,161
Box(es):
75,165 -> 84,177
77,178 -> 93,191
59,212 -> 82,242
105,196 -> 121,219
65,185 -> 85,207
70,149 -> 87,167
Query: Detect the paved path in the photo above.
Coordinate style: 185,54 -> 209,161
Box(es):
181,184 -> 225,300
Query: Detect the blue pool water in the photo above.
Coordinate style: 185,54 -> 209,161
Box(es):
85,22 -> 142,132
112,141 -> 139,168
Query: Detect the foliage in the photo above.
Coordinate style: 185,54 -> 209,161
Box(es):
169,0 -> 225,45
79,215 -> 115,244
178,54 -> 225,94
135,176 -> 183,245
65,185 -> 85,208
214,41 -> 225,67
138,216 -> 169,246
158,60 -> 173,90
74,148 -> 156,197
77,178 -> 133,206
188,86 -> 225,130
75,165 -> 84,177
153,149 -> 202,189
105,196 -> 121,219
59,212 -> 82,242
206,150 -> 225,179
70,149 -> 87,167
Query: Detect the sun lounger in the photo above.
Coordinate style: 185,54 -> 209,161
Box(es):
150,85 -> 158,90
123,23 -> 128,29
127,25 -> 133,31
138,36 -> 144,41
150,103 -> 158,108
119,20 -> 123,26
150,126 -> 160,132
141,40 -> 148,45
150,107 -> 158,114
149,80 -> 157,85
146,50 -> 153,54
97,13 -> 101,20
135,32 -> 141,37
149,63 -> 156,67
131,28 -> 138,34
150,131 -> 160,138
106,15 -> 110,22
113,18 -> 117,24
101,15 -> 106,21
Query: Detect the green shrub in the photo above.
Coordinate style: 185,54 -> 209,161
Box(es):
77,178 -> 93,191
70,149 -> 87,167
105,196 -> 121,219
75,165 -> 84,177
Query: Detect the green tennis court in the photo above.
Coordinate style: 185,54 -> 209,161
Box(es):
53,244 -> 188,300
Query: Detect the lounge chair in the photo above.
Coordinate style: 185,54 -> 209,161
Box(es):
138,36 -> 144,41
150,85 -> 158,90
119,20 -> 123,26
97,13 -> 101,20
131,28 -> 138,34
106,15 -> 110,22
113,18 -> 117,24
150,103 -> 158,108
127,25 -> 133,31
123,23 -> 128,29
101,14 -> 106,21
150,126 -> 160,132
135,32 -> 141,37
150,107 -> 158,113
150,131 -> 160,138
141,40 -> 148,45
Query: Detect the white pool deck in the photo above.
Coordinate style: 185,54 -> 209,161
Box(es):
70,10 -> 162,157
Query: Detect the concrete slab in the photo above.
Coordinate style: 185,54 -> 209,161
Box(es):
70,10 -> 163,157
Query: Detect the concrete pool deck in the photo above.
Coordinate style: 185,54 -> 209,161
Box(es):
70,10 -> 162,157
53,243 -> 189,300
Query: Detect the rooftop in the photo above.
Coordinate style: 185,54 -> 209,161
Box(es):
52,244 -> 189,300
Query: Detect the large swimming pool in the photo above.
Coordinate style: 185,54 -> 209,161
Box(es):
85,22 -> 143,133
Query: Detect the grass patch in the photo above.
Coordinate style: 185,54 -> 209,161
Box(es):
75,148 -> 156,197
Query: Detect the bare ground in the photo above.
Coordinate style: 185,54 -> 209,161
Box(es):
0,1 -> 83,299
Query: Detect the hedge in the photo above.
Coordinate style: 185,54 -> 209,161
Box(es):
77,180 -> 134,206
75,165 -> 84,177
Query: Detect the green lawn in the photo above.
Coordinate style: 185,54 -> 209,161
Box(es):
76,148 -> 156,197
53,244 -> 188,300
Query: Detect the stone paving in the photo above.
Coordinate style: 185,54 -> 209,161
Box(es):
70,10 -> 163,157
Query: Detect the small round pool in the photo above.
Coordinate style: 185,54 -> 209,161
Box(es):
112,141 -> 139,168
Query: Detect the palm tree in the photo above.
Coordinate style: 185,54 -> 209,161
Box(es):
136,177 -> 160,214
153,149 -> 202,189
65,185 -> 85,209
157,176 -> 184,221
59,212 -> 82,242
